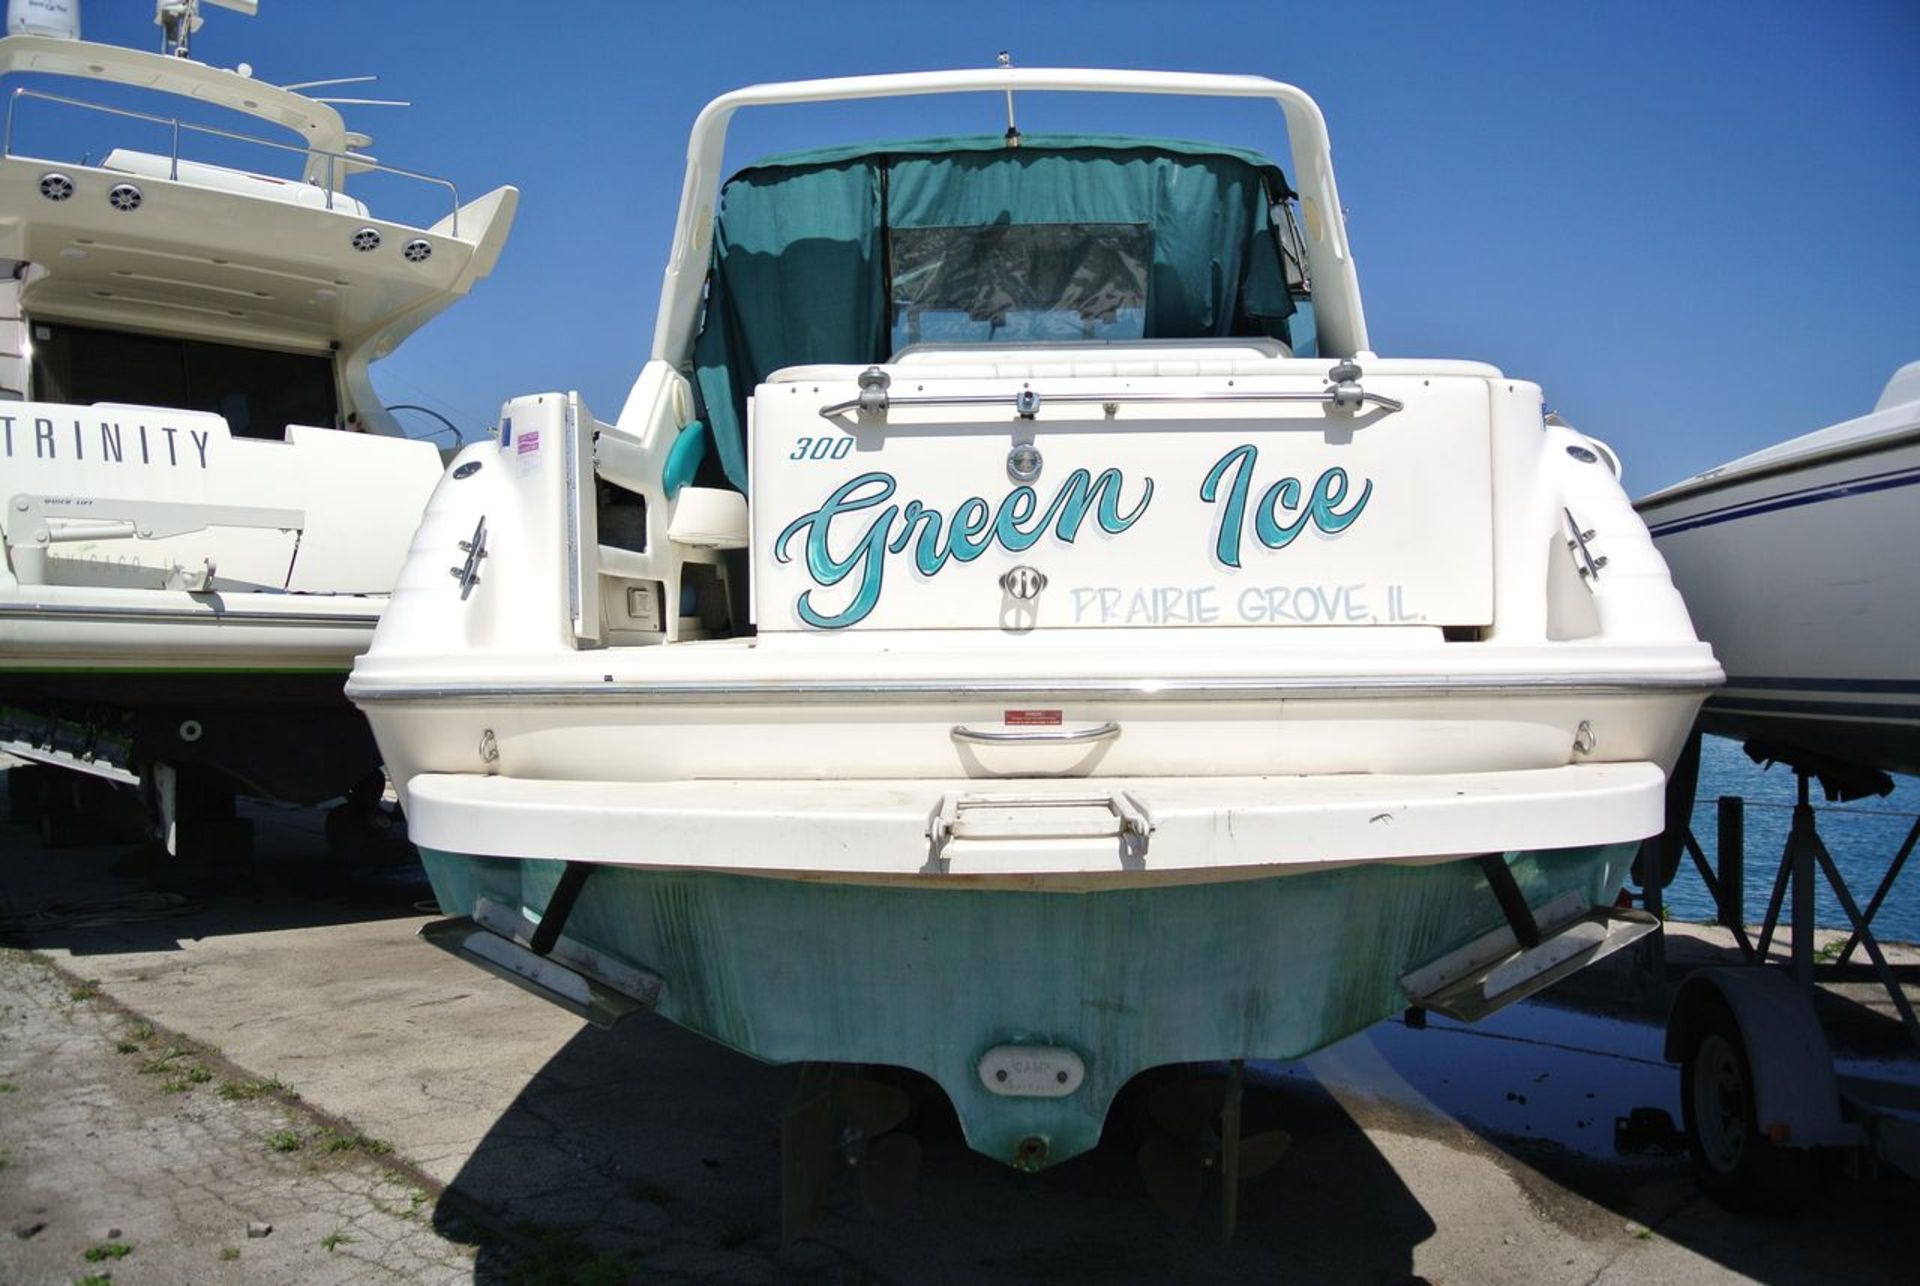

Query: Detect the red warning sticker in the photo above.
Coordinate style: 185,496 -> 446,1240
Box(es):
1004,709 -> 1064,727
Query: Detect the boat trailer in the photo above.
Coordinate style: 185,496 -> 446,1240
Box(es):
1645,736 -> 1920,1208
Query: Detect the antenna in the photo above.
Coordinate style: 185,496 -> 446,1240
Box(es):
998,50 -> 1021,149
280,74 -> 377,92
154,0 -> 258,59
281,75 -> 409,112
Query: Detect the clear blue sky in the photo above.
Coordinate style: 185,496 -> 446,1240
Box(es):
27,0 -> 1920,492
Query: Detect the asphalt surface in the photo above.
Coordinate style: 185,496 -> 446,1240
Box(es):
3,762 -> 1917,1284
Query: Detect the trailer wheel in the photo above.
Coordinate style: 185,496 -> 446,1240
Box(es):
1679,995 -> 1812,1213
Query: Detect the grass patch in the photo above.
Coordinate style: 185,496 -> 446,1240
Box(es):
0,1080 -> 14,1092
317,1129 -> 392,1157
217,1075 -> 290,1102
265,1129 -> 304,1154
154,1063 -> 210,1094
137,1044 -> 193,1076
114,1040 -> 140,1055
84,1240 -> 133,1261
129,1022 -> 154,1041
625,1178 -> 673,1205
0,1146 -> 11,1170
220,1246 -> 240,1261
321,1228 -> 354,1252
68,979 -> 101,1002
75,1275 -> 112,1286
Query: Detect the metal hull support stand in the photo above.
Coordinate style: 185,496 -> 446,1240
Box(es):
1747,760 -> 1920,1049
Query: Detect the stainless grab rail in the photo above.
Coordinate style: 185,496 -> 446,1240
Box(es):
3,87 -> 463,234
821,387 -> 1406,418
950,720 -> 1121,745
820,361 -> 1405,420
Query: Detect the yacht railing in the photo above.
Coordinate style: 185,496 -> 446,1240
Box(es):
2,87 -> 462,234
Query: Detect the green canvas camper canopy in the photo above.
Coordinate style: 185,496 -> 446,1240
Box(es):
688,134 -> 1310,493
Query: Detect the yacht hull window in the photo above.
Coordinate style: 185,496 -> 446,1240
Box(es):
26,320 -> 339,440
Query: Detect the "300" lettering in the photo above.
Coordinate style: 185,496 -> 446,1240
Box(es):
787,436 -> 854,462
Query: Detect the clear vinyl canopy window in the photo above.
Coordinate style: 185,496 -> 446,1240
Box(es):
888,222 -> 1150,350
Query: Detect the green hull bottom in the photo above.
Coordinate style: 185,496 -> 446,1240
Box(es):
419,843 -> 1637,1168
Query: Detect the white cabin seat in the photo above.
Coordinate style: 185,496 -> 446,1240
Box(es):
102,149 -> 373,216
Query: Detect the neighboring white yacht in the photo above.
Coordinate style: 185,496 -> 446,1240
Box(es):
1639,363 -> 1920,778
0,1 -> 515,853
348,69 -> 1718,1213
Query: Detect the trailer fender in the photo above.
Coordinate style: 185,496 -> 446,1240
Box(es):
1665,967 -> 1855,1149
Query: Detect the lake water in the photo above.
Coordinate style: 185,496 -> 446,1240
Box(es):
1659,734 -> 1920,945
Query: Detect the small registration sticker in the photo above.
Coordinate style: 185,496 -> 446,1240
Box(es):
517,430 -> 541,455
1003,709 -> 1063,727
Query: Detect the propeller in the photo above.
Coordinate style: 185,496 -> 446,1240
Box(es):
1135,1060 -> 1290,1241
780,1065 -> 921,1245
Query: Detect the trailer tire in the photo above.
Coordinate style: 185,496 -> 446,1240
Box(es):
1679,994 -> 1812,1213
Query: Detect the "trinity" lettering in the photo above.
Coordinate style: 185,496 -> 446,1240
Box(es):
0,415 -> 212,469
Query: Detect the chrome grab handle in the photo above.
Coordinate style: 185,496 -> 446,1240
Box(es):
950,720 -> 1120,745
821,387 -> 1406,419
820,361 -> 1404,420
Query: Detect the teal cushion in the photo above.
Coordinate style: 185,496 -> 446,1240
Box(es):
662,420 -> 709,499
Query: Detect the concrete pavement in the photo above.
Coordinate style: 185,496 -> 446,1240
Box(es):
3,767 -> 1916,1284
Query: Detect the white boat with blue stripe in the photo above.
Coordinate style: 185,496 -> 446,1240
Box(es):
1639,362 -> 1920,776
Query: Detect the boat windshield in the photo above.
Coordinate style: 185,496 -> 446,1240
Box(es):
691,134 -> 1310,493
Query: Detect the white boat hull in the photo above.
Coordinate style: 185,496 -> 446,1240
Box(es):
0,407 -> 437,803
350,73 -> 1720,1173
0,583 -> 378,669
1640,365 -> 1920,775
352,376 -> 1716,1166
